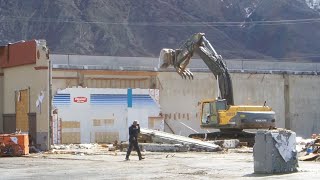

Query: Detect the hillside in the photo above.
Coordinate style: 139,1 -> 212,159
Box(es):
1,0 -> 320,61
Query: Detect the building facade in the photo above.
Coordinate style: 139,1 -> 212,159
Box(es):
1,42 -> 320,150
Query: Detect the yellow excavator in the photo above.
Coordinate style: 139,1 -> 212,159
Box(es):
159,33 -> 275,145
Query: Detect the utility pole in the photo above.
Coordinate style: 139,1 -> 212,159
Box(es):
48,55 -> 53,149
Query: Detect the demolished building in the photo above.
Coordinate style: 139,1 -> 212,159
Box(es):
1,40 -> 320,149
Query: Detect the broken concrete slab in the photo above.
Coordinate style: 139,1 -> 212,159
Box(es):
254,129 -> 298,174
120,142 -> 189,152
140,128 -> 222,152
140,143 -> 189,152
208,139 -> 240,149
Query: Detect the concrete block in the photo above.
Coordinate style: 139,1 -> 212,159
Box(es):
254,129 -> 298,174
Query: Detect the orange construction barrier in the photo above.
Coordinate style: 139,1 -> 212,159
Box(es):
0,134 -> 29,156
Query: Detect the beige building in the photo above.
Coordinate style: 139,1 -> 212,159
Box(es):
0,40 -> 50,150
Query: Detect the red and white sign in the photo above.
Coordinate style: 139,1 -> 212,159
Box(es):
73,97 -> 88,103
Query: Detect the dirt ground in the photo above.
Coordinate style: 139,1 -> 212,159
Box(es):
0,151 -> 320,180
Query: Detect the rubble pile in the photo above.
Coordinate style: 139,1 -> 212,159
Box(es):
51,144 -> 99,150
48,129 -> 253,154
50,143 -> 111,155
298,134 -> 320,161
207,139 -> 240,149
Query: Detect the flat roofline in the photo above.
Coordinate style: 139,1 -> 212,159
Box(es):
51,54 -> 320,75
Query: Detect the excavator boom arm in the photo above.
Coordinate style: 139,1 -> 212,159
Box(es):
159,33 -> 234,105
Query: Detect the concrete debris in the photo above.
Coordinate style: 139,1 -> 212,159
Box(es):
49,143 -> 110,155
228,147 -> 253,153
140,128 -> 222,152
107,144 -> 116,151
254,129 -> 298,174
299,153 -> 320,161
49,129 -> 250,154
296,136 -> 315,153
51,143 -> 99,150
297,134 -> 320,161
124,143 -> 189,152
208,139 -> 240,149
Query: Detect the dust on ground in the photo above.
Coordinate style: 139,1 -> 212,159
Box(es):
1,151 -> 320,180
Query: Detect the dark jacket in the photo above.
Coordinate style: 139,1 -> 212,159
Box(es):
129,124 -> 140,141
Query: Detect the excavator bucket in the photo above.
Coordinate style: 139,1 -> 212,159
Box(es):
159,48 -> 194,79
159,48 -> 175,69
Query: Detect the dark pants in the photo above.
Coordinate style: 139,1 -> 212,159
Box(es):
126,139 -> 142,159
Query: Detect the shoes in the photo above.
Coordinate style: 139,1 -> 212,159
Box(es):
126,157 -> 144,160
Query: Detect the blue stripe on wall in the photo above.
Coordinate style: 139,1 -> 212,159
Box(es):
127,88 -> 132,108
53,94 -> 71,105
53,93 -> 157,106
90,94 -> 157,106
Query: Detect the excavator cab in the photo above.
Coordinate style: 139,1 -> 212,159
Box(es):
200,99 -> 228,128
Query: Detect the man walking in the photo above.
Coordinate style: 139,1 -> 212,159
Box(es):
125,120 -> 144,160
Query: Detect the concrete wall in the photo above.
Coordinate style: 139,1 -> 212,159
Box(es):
0,67 -> 3,132
231,73 -> 285,128
288,75 -> 320,138
158,72 -> 320,138
158,72 -> 216,136
2,42 -> 50,150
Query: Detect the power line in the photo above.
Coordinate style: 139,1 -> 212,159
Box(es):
1,16 -> 320,26
2,15 -> 320,61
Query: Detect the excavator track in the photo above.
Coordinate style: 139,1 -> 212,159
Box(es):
188,131 -> 256,147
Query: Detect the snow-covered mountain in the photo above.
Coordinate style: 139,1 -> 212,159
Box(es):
306,0 -> 320,10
